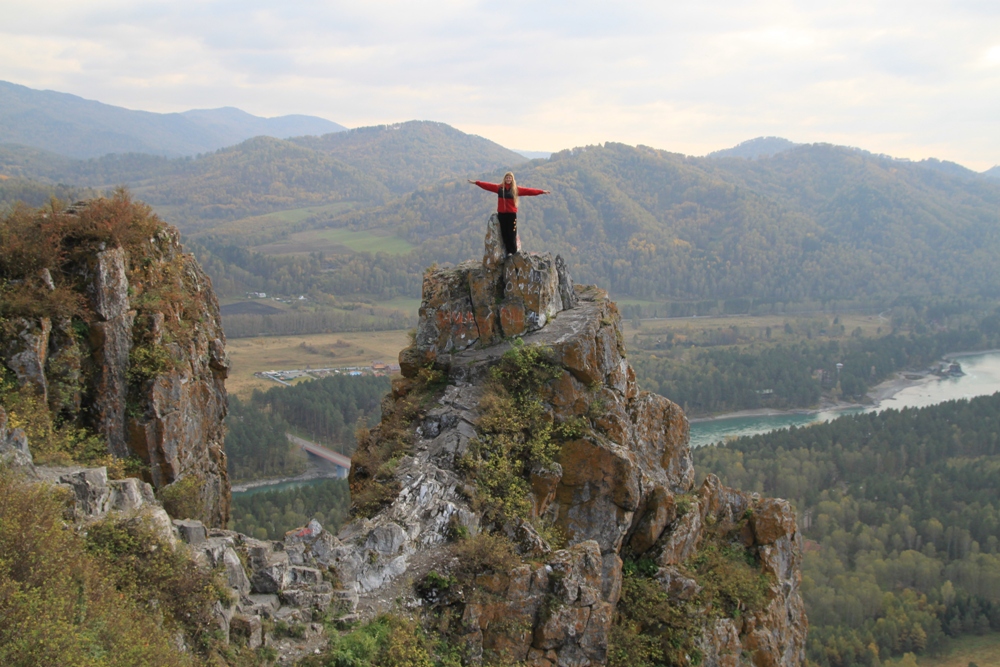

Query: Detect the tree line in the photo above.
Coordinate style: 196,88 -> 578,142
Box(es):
225,396 -> 307,482
248,374 -> 390,453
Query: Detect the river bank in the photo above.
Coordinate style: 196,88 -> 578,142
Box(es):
688,368 -> 940,425
687,350 -> 1000,448
231,466 -> 344,494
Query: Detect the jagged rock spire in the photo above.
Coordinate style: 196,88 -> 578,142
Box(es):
402,214 -> 577,374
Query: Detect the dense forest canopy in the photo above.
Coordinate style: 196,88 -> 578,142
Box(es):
632,308 -> 1000,416
289,121 -> 528,194
334,142 -> 1000,301
697,392 -> 1000,666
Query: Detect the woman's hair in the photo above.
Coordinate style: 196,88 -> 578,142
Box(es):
503,172 -> 519,207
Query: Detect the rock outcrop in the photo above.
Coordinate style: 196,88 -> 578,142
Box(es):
0,406 -> 34,472
328,218 -> 807,666
402,214 -> 578,373
15,438 -> 349,660
0,198 -> 230,526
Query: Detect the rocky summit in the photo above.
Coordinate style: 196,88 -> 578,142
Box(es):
326,217 -> 806,666
402,214 -> 578,372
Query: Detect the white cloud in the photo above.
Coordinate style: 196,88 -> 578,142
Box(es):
1,0 -> 999,169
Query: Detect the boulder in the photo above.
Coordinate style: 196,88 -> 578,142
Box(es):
413,261 -> 481,355
0,407 -> 34,472
109,477 -> 157,512
3,317 -> 51,401
230,614 -> 263,649
456,541 -> 615,667
498,252 -> 564,337
629,485 -> 676,555
174,519 -> 208,545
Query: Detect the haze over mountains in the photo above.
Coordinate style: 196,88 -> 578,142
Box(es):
0,80 -> 346,158
3,80 -> 1000,307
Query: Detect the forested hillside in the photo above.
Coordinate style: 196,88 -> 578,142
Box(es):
4,127 -> 1000,304
332,142 -> 1000,302
0,121 -> 527,230
290,121 -> 527,194
249,374 -> 389,452
696,392 -> 1000,666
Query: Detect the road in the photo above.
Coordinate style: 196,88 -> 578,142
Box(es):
285,433 -> 352,470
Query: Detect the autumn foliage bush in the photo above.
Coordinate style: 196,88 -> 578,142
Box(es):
0,468 -> 194,666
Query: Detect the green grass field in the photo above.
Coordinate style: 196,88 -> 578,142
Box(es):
253,226 -> 414,256
187,202 -> 356,240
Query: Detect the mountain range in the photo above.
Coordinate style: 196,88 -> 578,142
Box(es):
2,81 -> 1000,306
0,80 -> 346,158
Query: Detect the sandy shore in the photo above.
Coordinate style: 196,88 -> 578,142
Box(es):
688,369 -> 940,424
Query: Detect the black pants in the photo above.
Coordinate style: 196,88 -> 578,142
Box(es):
498,212 -> 518,255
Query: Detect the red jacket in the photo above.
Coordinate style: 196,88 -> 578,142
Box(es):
473,181 -> 545,214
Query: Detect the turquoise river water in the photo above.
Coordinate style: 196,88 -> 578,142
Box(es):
688,350 -> 1000,448
234,351 -> 1000,496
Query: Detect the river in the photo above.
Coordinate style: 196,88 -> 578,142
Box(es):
233,351 -> 1000,496
233,476 -> 341,498
688,350 -> 1000,448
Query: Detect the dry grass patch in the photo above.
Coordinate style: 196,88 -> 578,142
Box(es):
225,329 -> 410,398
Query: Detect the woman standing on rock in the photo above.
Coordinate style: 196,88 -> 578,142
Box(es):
469,172 -> 550,255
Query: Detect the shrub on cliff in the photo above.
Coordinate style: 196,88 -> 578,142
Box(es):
0,189 -> 162,322
297,614 -> 452,667
0,468 -> 193,666
85,512 -> 231,653
610,520 -> 773,667
459,340 -> 578,526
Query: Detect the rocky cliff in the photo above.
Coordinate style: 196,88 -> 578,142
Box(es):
321,215 -> 806,666
0,193 -> 230,525
0,205 -> 806,665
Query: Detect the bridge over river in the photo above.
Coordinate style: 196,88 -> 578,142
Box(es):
285,433 -> 352,473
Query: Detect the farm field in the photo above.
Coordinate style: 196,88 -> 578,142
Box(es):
187,202 -> 355,239
916,632 -> 1000,667
226,329 -> 410,398
377,296 -> 421,317
253,226 -> 413,256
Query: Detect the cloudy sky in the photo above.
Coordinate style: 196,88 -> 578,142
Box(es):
3,0 -> 998,169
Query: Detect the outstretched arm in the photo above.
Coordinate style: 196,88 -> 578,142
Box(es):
469,179 -> 499,193
516,186 -> 551,196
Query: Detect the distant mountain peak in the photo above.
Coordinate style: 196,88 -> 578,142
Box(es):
706,136 -> 800,160
0,80 -> 346,159
984,165 -> 1000,179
